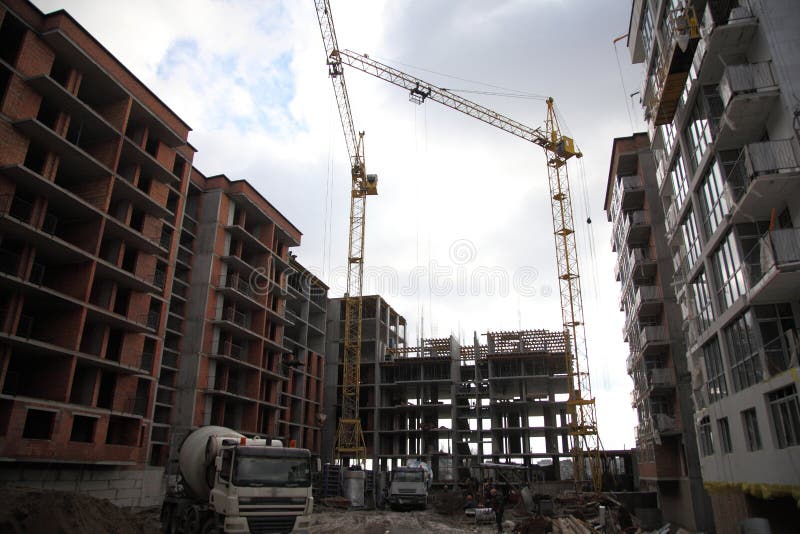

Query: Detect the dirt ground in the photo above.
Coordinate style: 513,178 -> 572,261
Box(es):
308,506 -> 512,534
0,487 -> 159,534
0,486 -> 514,533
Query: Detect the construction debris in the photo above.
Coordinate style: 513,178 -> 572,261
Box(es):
0,487 -> 155,534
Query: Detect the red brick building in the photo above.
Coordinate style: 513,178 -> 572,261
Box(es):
0,0 -> 326,505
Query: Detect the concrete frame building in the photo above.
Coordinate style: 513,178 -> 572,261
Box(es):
0,0 -> 327,506
323,295 -> 406,466
323,311 -> 592,481
380,330 -> 575,481
605,133 -> 712,531
169,169 -> 304,464
626,0 -> 800,530
282,257 -> 328,455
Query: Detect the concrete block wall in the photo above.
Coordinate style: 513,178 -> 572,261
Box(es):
0,465 -> 165,507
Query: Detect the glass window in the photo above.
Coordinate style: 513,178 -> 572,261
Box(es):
669,151 -> 690,208
684,87 -> 720,170
768,385 -> 800,449
680,209 -> 702,269
702,336 -> 728,403
691,270 -> 715,332
725,312 -> 763,391
698,416 -> 714,456
718,417 -> 733,454
641,0 -> 655,59
755,304 -> 797,376
742,408 -> 762,451
698,158 -> 730,237
713,230 -> 746,310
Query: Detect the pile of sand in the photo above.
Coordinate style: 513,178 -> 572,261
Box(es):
0,487 -> 156,534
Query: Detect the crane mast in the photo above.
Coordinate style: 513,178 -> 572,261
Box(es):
314,0 -> 375,464
336,50 -> 602,489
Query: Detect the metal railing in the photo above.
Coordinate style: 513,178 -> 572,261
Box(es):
649,368 -> 675,388
218,273 -> 258,299
634,285 -> 662,313
719,62 -> 776,107
219,306 -> 250,328
745,228 -> 800,289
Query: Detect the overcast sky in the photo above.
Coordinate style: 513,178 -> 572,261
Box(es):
33,0 -> 648,450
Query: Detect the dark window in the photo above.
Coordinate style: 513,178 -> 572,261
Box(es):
70,415 -> 96,443
22,409 -> 55,440
768,385 -> 800,449
718,417 -> 732,454
0,13 -> 26,65
742,408 -> 762,451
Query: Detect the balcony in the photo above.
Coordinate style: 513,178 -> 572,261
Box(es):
214,306 -> 260,340
625,210 -> 651,246
745,228 -> 800,304
640,325 -> 669,355
700,4 -> 758,74
617,175 -> 645,211
216,273 -> 264,308
630,247 -> 657,279
716,62 -> 780,150
646,4 -> 701,126
634,286 -> 663,317
653,413 -> 680,436
726,140 -> 800,223
649,368 -> 675,390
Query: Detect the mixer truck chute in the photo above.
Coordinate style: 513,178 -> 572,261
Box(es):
161,426 -> 314,534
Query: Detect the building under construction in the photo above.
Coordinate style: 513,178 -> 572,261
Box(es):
324,316 -> 584,480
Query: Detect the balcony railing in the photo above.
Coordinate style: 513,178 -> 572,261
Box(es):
653,413 -> 678,434
649,368 -> 675,388
746,229 -> 800,288
640,325 -> 667,348
218,273 -> 259,300
726,140 -> 800,203
0,194 -> 34,223
719,62 -> 777,108
634,285 -> 662,311
220,307 -> 250,329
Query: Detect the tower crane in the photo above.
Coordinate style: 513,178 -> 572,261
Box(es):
334,50 -> 603,489
314,0 -> 376,465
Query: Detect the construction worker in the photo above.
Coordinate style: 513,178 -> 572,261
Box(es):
463,493 -> 476,510
489,487 -> 504,533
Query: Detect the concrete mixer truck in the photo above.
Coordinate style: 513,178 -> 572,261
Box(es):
161,426 -> 314,534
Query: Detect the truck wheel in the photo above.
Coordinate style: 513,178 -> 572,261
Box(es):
181,506 -> 201,534
200,516 -> 220,534
161,505 -> 175,534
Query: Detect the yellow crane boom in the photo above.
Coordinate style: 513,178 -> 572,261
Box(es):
314,0 -> 376,464
335,50 -> 602,489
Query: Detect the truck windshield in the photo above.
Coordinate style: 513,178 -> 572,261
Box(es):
233,455 -> 311,487
393,471 -> 423,482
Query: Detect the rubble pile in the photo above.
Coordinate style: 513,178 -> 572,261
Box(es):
0,487 -> 154,534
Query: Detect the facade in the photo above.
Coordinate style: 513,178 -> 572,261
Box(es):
605,133 -> 712,531
627,0 -> 800,531
323,295 -> 406,466
282,257 -> 327,454
0,0 -> 326,506
0,0 -> 194,505
169,169 -> 305,464
382,330 -> 575,481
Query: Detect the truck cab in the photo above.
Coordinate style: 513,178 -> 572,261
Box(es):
386,467 -> 428,510
162,427 -> 315,534
210,445 -> 313,533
